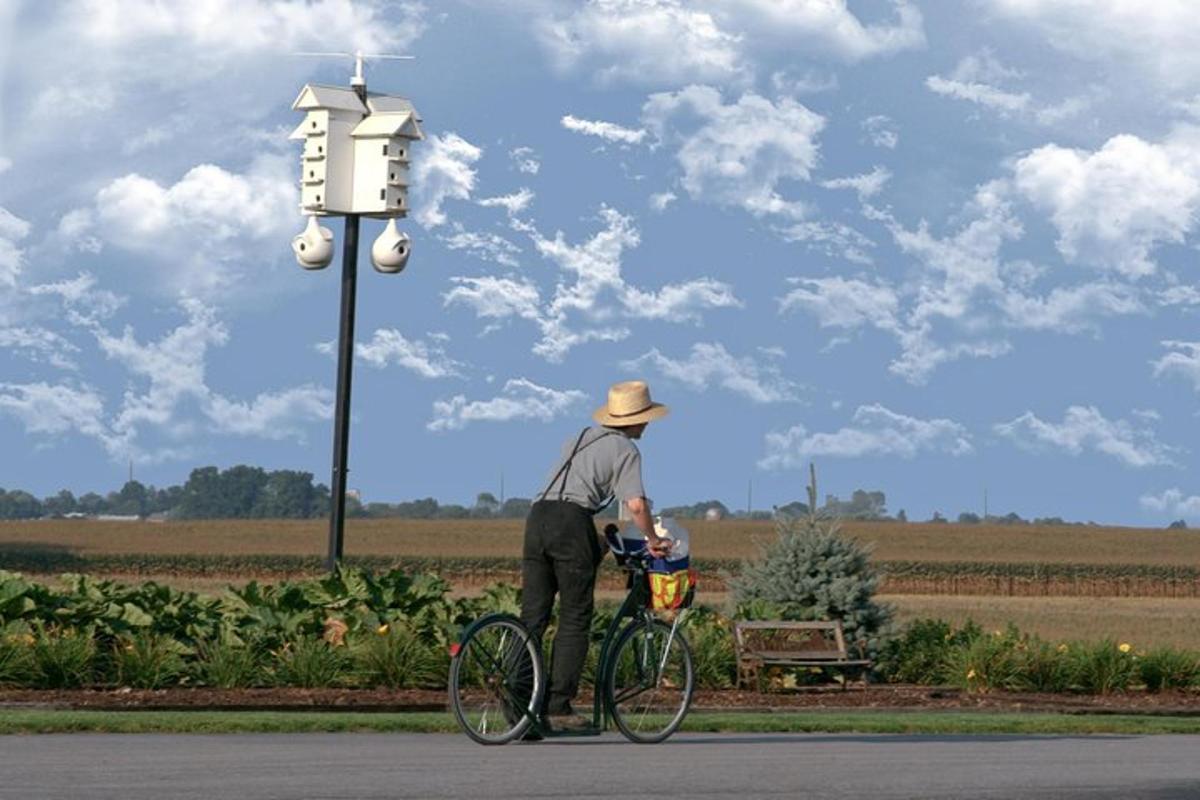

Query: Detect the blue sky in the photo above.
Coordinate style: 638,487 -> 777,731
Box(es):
1,0 -> 1199,525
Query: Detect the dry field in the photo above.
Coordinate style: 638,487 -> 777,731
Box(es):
2,518 -> 1198,564
4,519 -> 1199,649
883,594 -> 1200,651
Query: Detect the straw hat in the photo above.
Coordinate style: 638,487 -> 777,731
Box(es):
593,380 -> 669,427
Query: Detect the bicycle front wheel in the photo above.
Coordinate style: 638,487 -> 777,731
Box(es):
448,614 -> 544,745
605,617 -> 694,744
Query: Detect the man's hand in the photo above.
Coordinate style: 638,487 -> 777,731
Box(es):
626,496 -> 672,557
646,534 -> 673,558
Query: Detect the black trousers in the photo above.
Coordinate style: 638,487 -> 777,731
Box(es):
520,500 -> 603,715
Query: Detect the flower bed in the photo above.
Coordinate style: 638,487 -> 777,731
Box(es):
3,569 -> 1199,694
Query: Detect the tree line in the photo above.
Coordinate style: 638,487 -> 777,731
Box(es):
0,467 -> 1184,527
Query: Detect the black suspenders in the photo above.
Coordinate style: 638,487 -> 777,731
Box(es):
541,427 -> 619,513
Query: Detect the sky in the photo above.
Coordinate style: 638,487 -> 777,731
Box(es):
1,0 -> 1199,526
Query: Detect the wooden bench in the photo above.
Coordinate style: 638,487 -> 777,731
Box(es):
732,620 -> 873,691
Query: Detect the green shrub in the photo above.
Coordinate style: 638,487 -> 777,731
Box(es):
944,626 -> 1025,693
110,632 -> 188,689
684,609 -> 736,690
0,629 -> 36,688
352,623 -> 444,689
729,467 -> 893,658
30,624 -> 96,688
1013,638 -> 1075,693
1070,639 -> 1138,694
192,638 -> 268,689
1138,647 -> 1200,692
876,618 -> 981,685
272,638 -> 349,688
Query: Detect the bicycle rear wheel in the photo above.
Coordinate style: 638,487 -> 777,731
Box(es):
449,614 -> 544,745
605,617 -> 694,744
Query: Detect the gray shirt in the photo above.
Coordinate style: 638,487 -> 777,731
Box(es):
536,426 -> 646,512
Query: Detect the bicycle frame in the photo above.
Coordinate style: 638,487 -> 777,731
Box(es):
527,559 -> 691,738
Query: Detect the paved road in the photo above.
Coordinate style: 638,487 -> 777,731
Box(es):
2,732 -> 1199,799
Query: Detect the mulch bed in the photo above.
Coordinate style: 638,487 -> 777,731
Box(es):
3,686 -> 1199,715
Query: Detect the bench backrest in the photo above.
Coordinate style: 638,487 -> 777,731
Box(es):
733,620 -> 849,660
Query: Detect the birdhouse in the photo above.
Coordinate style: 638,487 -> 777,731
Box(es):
350,98 -> 422,215
290,84 -> 423,217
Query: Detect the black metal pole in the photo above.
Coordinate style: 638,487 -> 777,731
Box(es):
327,214 -> 360,571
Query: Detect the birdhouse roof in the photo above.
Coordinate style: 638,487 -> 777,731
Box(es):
292,83 -> 368,113
351,111 -> 423,139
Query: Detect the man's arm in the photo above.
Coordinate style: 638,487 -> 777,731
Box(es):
626,496 -> 671,557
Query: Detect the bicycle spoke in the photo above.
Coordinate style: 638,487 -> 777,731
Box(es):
606,619 -> 693,743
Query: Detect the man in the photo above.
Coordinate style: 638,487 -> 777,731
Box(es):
520,380 -> 672,733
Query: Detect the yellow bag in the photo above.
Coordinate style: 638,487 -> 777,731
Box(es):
648,567 -> 696,611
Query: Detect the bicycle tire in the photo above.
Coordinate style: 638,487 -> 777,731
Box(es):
448,613 -> 545,745
604,617 -> 694,744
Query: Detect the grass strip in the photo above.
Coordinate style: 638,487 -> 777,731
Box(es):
3,709 -> 1200,736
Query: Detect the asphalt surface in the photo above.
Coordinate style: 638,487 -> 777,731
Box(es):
2,732 -> 1199,799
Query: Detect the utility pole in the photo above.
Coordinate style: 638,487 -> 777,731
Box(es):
983,487 -> 988,521
500,471 -> 505,506
746,479 -> 752,517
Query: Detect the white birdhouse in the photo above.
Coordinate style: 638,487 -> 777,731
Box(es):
289,84 -> 423,217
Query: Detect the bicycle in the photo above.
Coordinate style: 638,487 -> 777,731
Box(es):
448,523 -> 695,745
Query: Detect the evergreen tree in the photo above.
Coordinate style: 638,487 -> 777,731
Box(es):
730,464 -> 893,657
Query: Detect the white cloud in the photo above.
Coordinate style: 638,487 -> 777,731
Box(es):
440,227 -> 523,268
448,207 -> 739,361
622,279 -> 742,321
770,69 -> 838,96
0,206 -> 31,287
926,74 -> 1030,115
778,221 -> 875,265
861,115 -> 898,149
622,342 -> 799,403
998,282 -> 1144,333
205,385 -> 332,440
760,404 -> 972,468
642,85 -> 825,220
983,0 -> 1200,93
477,188 -> 535,216
0,327 -> 80,370
428,378 -> 586,431
0,157 -> 11,174
27,273 -> 124,324
0,298 -> 333,462
924,49 -> 1093,125
717,0 -> 925,62
509,146 -> 541,175
1158,284 -> 1200,308
443,275 -> 543,327
411,133 -> 483,229
535,0 -> 746,87
1012,128 -> 1200,278
779,276 -> 899,330
78,153 -> 297,297
820,166 -> 891,199
1140,488 -> 1200,519
0,381 -> 119,449
317,329 -> 463,379
994,405 -> 1176,468
561,114 -> 647,145
1152,340 -> 1200,391
9,1 -> 427,180
649,191 -> 677,211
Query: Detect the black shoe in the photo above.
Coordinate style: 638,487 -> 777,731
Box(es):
545,712 -> 597,734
